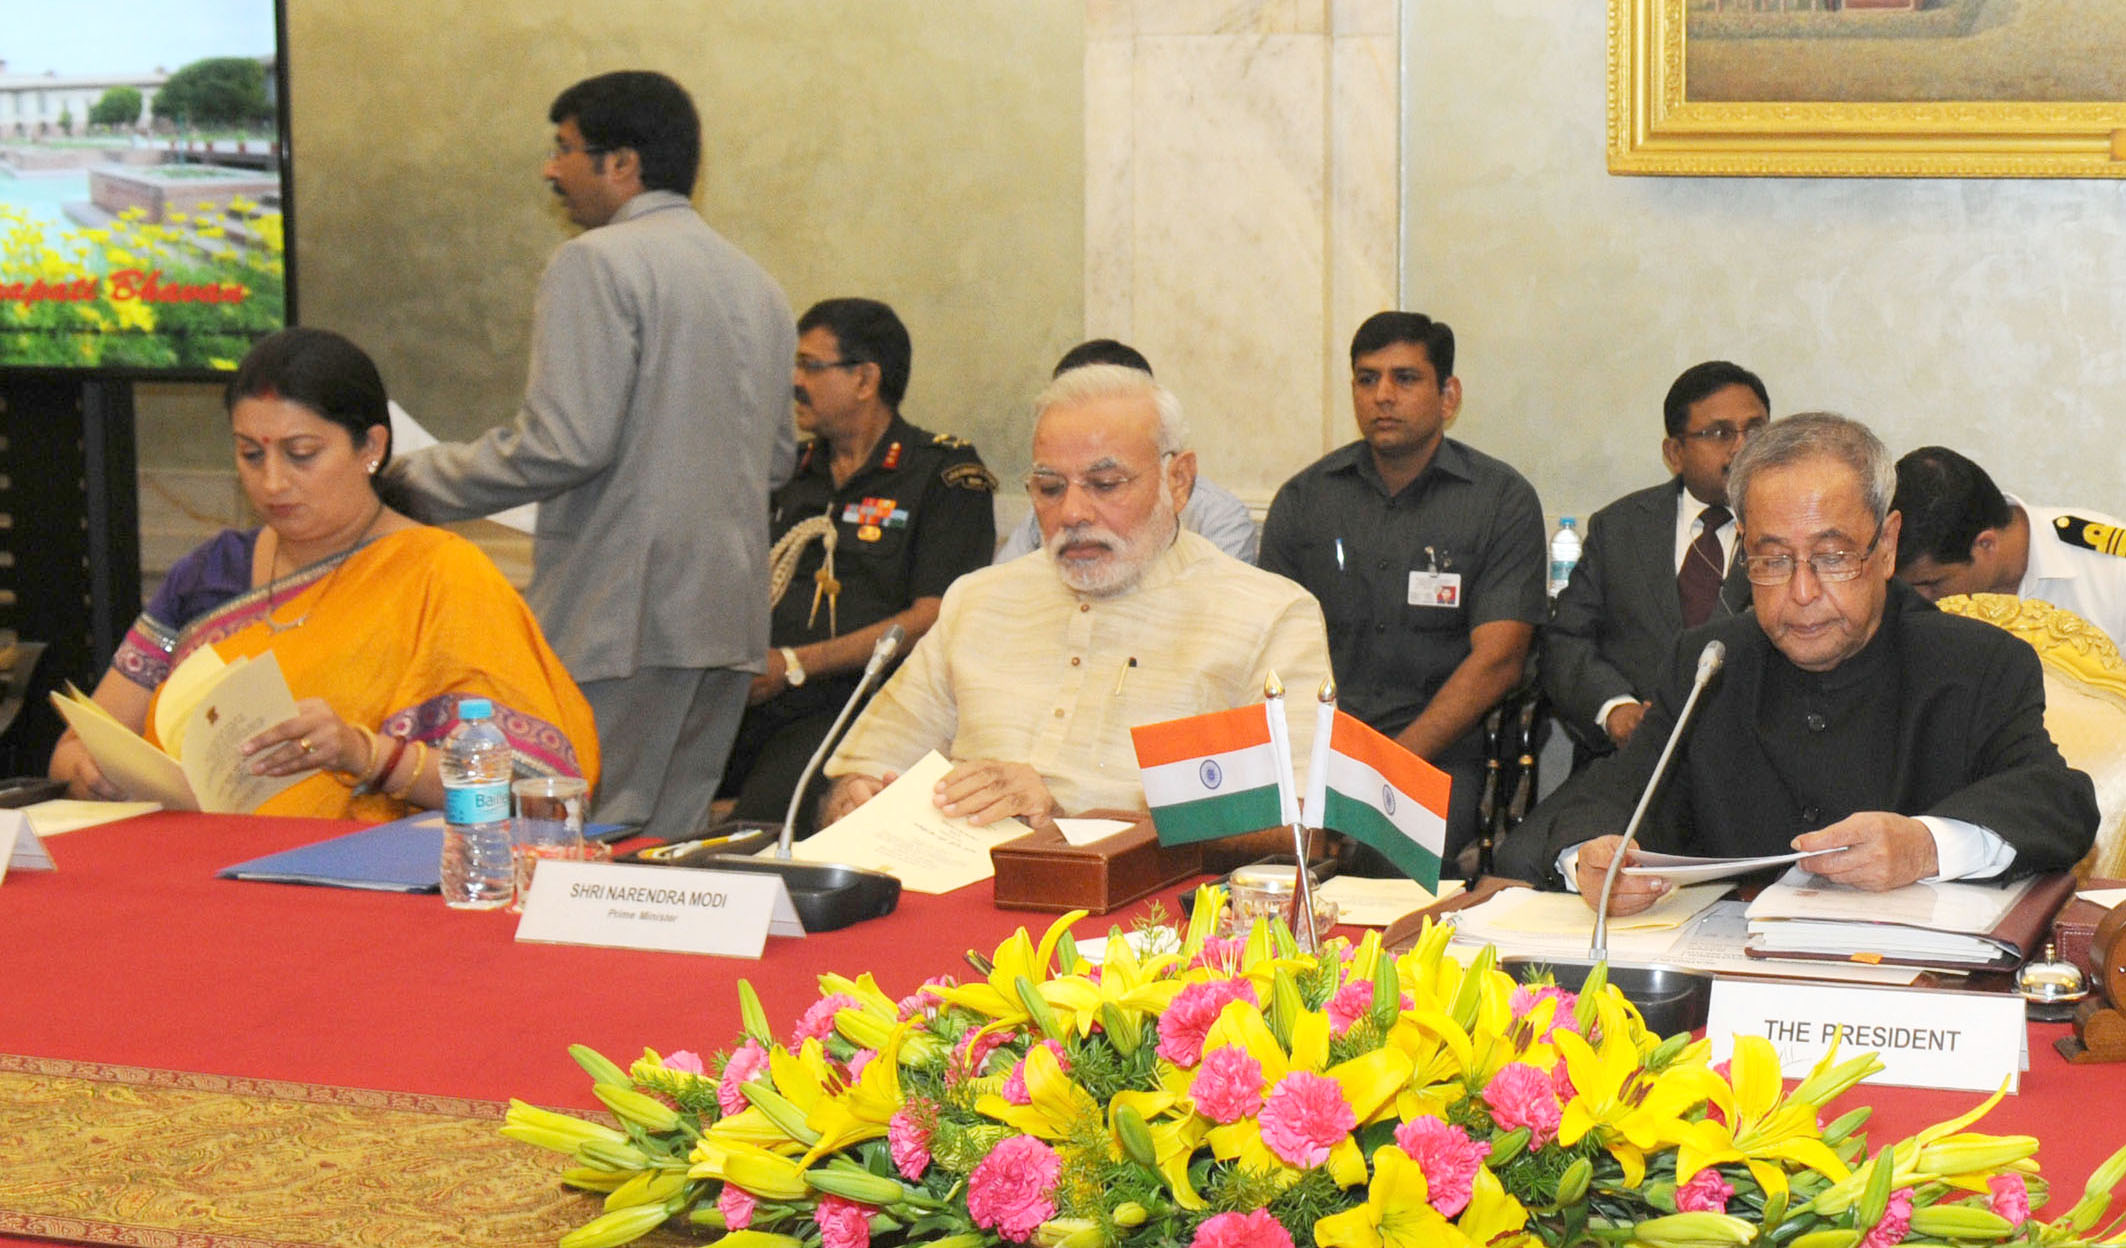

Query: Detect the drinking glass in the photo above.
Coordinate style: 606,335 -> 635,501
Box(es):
510,776 -> 588,912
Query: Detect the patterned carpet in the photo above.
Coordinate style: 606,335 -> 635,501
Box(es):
0,1055 -> 701,1247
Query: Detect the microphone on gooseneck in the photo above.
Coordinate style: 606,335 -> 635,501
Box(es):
1590,639 -> 1725,961
777,624 -> 905,859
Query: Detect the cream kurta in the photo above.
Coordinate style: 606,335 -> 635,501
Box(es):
827,529 -> 1332,813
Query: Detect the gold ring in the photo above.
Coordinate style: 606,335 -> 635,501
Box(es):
298,737 -> 314,753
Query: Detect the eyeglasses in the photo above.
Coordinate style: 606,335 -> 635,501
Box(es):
793,358 -> 863,375
548,141 -> 609,161
1678,419 -> 1768,447
1742,526 -> 1885,586
1023,453 -> 1173,505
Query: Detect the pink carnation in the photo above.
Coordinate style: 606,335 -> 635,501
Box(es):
1675,1169 -> 1734,1214
1393,1116 -> 1491,1216
814,1193 -> 875,1248
888,1106 -> 932,1180
967,1135 -> 1061,1241
954,1026 -> 1014,1078
1191,1208 -> 1294,1248
898,974 -> 955,1019
719,1039 -> 771,1115
1157,979 -> 1258,1067
1325,979 -> 1414,1036
1483,1061 -> 1563,1148
1003,1040 -> 1071,1105
846,1048 -> 875,1081
718,1181 -> 756,1231
1257,1070 -> 1358,1168
794,992 -> 859,1046
1509,984 -> 1579,1038
1858,1188 -> 1914,1248
663,1049 -> 705,1074
1190,1045 -> 1266,1123
1989,1174 -> 2031,1225
1550,1058 -> 1576,1105
1190,937 -> 1246,973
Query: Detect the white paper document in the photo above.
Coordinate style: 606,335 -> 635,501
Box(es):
1057,817 -> 1136,847
1317,875 -> 1465,928
0,809 -> 52,885
2078,887 -> 2126,909
389,400 -> 538,534
789,751 -> 1030,894
1623,846 -> 1847,883
19,799 -> 161,836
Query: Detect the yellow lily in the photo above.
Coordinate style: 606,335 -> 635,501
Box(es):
1555,995 -> 1723,1187
1040,926 -> 1186,1039
975,1039 -> 1102,1139
798,1022 -> 913,1165
1664,1035 -> 1853,1203
1111,1090 -> 1211,1210
934,911 -> 1088,1029
1313,1145 -> 1465,1248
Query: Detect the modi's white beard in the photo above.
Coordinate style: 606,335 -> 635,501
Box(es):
1046,495 -> 1180,598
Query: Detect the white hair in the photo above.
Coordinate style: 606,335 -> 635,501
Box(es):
1031,363 -> 1189,454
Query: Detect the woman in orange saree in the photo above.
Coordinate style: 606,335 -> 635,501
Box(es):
50,328 -> 598,821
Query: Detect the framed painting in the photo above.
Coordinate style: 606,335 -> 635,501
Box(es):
1608,0 -> 2126,177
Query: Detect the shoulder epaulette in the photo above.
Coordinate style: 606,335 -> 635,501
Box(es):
2053,514 -> 2126,557
942,463 -> 997,493
929,432 -> 973,450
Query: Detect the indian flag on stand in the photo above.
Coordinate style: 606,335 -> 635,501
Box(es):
1132,705 -> 1284,845
1320,710 -> 1451,888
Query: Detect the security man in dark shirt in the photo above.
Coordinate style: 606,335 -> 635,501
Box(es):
717,298 -> 995,834
1260,311 -> 1548,868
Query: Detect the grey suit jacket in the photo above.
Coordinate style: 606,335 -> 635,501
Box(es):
1541,480 -> 1748,754
389,191 -> 797,683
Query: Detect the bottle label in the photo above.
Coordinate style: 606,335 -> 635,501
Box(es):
446,782 -> 510,826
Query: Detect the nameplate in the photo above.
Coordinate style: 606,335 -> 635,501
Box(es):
1705,978 -> 2026,1094
0,810 -> 53,886
514,861 -> 803,959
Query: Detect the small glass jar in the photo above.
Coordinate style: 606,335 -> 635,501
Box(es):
1224,862 -> 1337,945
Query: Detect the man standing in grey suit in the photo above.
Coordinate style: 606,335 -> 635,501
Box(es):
1541,361 -> 1766,765
388,71 -> 796,839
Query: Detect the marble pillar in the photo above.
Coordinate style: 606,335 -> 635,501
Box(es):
1083,0 -> 1400,504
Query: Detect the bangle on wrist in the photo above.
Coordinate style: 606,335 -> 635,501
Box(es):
333,725 -> 379,789
384,740 -> 425,801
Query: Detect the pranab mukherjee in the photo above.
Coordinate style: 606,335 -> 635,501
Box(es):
1517,413 -> 2097,914
821,365 -> 1330,842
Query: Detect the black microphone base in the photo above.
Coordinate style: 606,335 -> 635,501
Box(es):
693,854 -> 902,933
1499,957 -> 1713,1037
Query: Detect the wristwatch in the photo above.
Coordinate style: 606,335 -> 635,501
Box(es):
780,646 -> 807,688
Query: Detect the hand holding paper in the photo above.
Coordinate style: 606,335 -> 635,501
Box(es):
794,752 -> 1030,893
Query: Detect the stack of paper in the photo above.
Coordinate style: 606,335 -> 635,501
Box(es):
1445,883 -> 1733,963
1743,867 -> 2045,970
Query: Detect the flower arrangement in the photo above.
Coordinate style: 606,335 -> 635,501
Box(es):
505,887 -> 2126,1248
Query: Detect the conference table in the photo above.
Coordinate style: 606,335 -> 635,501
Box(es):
3,813 -> 2124,1246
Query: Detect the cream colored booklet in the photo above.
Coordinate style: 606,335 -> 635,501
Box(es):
51,648 -> 305,813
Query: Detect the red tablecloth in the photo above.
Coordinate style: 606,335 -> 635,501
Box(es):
3,812 -> 2123,1245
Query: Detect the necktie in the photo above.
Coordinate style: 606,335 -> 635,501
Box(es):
1678,504 -> 1730,628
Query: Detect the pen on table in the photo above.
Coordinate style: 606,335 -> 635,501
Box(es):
1114,656 -> 1138,695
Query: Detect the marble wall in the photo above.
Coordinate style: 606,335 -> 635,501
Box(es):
136,0 -> 1087,574
1405,1 -> 2126,526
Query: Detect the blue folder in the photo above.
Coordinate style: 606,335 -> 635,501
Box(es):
217,811 -> 631,892
218,811 -> 449,892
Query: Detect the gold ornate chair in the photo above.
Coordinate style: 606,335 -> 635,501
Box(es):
1939,593 -> 2126,879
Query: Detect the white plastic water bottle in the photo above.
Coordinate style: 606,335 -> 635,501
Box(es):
1549,517 -> 1582,598
439,698 -> 515,910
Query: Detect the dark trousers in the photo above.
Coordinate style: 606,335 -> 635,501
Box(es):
717,675 -> 866,838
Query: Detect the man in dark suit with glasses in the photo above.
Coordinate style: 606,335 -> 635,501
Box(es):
1520,412 -> 2096,913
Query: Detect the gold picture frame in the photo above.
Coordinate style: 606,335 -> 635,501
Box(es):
1608,0 -> 2126,177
